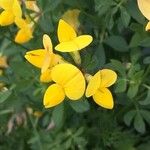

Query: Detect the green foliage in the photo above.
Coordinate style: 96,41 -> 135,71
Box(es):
0,0 -> 150,149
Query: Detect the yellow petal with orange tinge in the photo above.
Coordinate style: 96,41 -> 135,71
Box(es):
25,49 -> 46,68
58,19 -> 77,42
51,63 -> 85,100
55,35 -> 93,52
25,1 -> 40,12
43,34 -> 53,52
146,21 -> 150,31
40,69 -> 52,83
137,0 -> 150,20
15,17 -> 28,29
12,0 -> 22,18
86,71 -> 101,97
0,10 -> 14,26
43,84 -> 65,108
0,0 -> 13,10
99,69 -> 117,88
93,88 -> 114,109
15,27 -> 33,44
41,51 -> 52,73
50,54 -> 64,67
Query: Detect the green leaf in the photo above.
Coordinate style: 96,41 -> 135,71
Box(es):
0,90 -> 12,104
0,109 -> 13,115
132,70 -> 144,83
115,78 -> 127,93
109,59 -> 126,76
120,6 -> 131,27
143,56 -> 150,64
141,110 -> 150,124
93,44 -> 106,69
140,37 -> 150,47
127,0 -> 145,24
37,0 -> 61,11
105,36 -> 128,52
105,7 -> 118,30
127,84 -> 139,99
124,110 -> 136,126
134,112 -> 145,134
139,90 -> 150,105
69,97 -> 90,113
95,0 -> 116,16
127,64 -> 141,78
129,33 -> 142,48
52,103 -> 64,127
130,49 -> 141,64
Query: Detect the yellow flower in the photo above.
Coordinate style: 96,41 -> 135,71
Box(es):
25,34 -> 63,82
86,69 -> 117,109
15,17 -> 33,43
15,1 -> 41,43
24,0 -> 40,25
44,63 -> 86,108
0,56 -> 8,68
137,0 -> 150,31
25,0 -> 40,13
55,19 -> 93,52
0,0 -> 22,26
62,9 -> 80,32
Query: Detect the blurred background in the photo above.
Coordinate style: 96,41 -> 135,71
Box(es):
0,0 -> 150,149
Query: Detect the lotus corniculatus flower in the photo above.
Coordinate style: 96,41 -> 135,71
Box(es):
86,69 -> 117,109
43,63 -> 86,108
0,0 -> 22,26
25,34 -> 63,82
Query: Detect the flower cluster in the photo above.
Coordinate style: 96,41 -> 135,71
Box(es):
25,18 -> 117,109
0,0 -> 40,43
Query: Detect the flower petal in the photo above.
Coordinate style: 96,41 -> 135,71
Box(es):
64,70 -> 85,100
86,71 -> 101,97
25,1 -> 40,12
62,9 -> 80,32
146,21 -> 150,31
137,0 -> 150,20
100,69 -> 117,88
73,35 -> 93,50
43,34 -> 53,52
12,0 -> 22,18
0,0 -> 13,10
0,10 -> 14,26
93,88 -> 114,109
43,84 -> 65,108
57,19 -> 77,42
15,17 -> 28,29
51,63 -> 85,100
15,27 -> 33,44
41,50 -> 52,73
50,54 -> 63,67
24,49 -> 46,68
0,56 -> 8,68
40,69 -> 52,83
51,63 -> 79,85
55,35 -> 93,52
